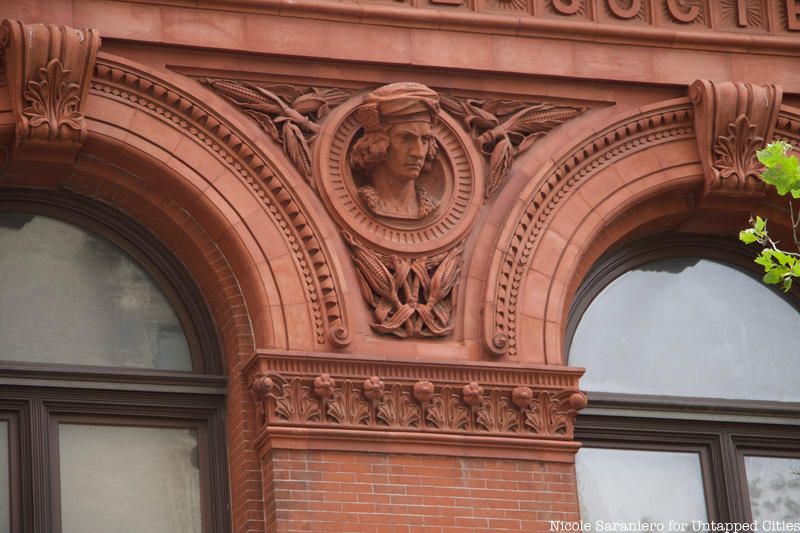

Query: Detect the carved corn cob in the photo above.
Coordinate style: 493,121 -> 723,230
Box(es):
342,232 -> 398,306
487,137 -> 515,198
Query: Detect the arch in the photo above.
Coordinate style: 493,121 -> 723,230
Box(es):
0,50 -> 353,533
481,98 -> 800,366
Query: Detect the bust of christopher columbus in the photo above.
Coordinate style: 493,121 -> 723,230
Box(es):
349,83 -> 441,220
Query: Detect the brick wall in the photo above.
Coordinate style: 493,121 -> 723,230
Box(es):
263,449 -> 579,532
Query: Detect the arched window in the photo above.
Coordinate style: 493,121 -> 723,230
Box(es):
568,235 -> 800,524
0,191 -> 229,533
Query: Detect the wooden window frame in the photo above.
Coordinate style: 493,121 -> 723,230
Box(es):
0,189 -> 221,375
570,233 -> 800,522
0,190 -> 230,533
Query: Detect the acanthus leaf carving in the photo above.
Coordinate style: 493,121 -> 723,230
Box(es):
690,79 -> 782,199
201,78 -> 349,186
427,386 -> 469,431
377,384 -> 420,428
244,353 -> 587,441
439,95 -> 585,197
274,377 -> 321,424
328,380 -> 371,426
1,19 -> 100,163
712,115 -> 764,191
524,390 -> 586,437
476,389 -> 518,433
23,59 -> 83,136
344,231 -> 463,338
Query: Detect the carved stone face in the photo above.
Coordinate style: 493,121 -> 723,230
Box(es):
376,121 -> 433,183
358,120 -> 439,220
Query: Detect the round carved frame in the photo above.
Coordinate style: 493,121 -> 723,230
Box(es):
314,94 -> 485,255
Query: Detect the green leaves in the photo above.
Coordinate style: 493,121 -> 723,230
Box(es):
756,141 -> 800,198
753,248 -> 798,292
739,215 -> 767,245
740,215 -> 800,292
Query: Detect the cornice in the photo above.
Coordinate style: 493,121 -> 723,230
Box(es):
245,349 -> 586,460
130,0 -> 800,55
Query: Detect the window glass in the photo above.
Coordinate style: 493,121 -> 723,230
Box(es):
58,424 -> 201,533
0,421 -> 8,533
744,455 -> 800,520
576,447 -> 707,525
569,258 -> 800,401
0,214 -> 191,370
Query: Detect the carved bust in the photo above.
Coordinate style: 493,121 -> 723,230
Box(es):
349,83 -> 441,220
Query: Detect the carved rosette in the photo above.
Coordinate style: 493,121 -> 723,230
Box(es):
690,79 -> 782,199
246,351 -> 586,441
1,19 -> 100,163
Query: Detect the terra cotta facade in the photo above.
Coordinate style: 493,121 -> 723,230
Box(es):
2,1 -> 800,531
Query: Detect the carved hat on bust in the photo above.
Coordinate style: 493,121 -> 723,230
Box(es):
355,82 -> 440,131
350,83 -> 441,220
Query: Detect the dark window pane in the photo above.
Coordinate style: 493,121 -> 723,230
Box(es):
745,455 -> 800,520
569,258 -> 800,401
0,421 -> 7,533
58,424 -> 201,533
0,214 -> 191,370
576,447 -> 707,525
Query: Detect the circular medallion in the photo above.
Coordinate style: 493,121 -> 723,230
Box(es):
314,93 -> 484,255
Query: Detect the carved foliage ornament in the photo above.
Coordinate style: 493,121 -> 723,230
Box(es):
690,79 -> 782,198
344,231 -> 463,337
250,372 -> 586,439
0,19 -> 100,161
440,95 -> 585,198
201,78 -> 350,185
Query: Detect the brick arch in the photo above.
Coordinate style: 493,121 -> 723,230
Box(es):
481,97 -> 705,365
0,50 -> 353,533
85,52 -> 351,353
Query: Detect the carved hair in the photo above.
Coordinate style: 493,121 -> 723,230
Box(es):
350,126 -> 439,174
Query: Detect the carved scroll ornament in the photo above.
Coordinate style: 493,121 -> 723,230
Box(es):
1,19 -> 100,163
246,352 -> 586,442
690,79 -> 782,198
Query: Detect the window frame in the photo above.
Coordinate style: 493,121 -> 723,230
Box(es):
0,190 -> 230,533
0,189 -> 221,375
569,233 -> 800,522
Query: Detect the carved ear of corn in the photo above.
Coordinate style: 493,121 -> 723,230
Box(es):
481,99 -> 529,117
203,78 -> 267,106
502,104 -> 584,137
427,244 -> 464,306
342,232 -> 397,303
486,137 -> 514,198
439,94 -> 470,120
282,121 -> 313,183
309,88 -> 350,119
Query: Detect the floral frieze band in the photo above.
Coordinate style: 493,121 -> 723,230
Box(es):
246,351 -> 586,442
